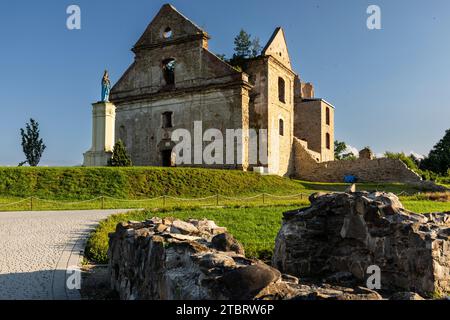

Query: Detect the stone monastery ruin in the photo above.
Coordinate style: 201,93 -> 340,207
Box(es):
84,4 -> 422,184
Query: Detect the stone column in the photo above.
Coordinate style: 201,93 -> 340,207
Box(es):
83,101 -> 116,166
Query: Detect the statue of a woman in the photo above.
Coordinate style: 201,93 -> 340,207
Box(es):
101,70 -> 111,102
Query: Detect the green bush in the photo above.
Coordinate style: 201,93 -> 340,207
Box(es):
108,140 -> 132,167
384,152 -> 419,172
0,167 -> 304,200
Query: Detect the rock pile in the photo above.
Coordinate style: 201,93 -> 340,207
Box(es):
108,217 -> 382,300
272,192 -> 450,296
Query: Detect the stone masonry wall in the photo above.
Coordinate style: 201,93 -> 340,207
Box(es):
293,138 -> 422,183
273,192 -> 450,296
109,217 -> 384,300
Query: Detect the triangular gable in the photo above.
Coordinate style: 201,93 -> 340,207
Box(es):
134,4 -> 207,50
262,27 -> 292,68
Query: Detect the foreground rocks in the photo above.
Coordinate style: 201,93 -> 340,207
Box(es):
108,217 -> 382,300
273,192 -> 450,297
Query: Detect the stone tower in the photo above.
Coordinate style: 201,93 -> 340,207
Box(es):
245,28 -> 296,175
294,79 -> 335,162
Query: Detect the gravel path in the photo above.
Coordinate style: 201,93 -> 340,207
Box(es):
0,210 -> 128,300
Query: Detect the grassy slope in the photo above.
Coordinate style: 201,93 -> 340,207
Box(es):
0,167 -> 426,201
85,200 -> 450,264
0,167 -> 308,199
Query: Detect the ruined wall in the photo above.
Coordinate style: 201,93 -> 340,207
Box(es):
115,86 -> 249,168
294,99 -> 334,162
111,5 -> 252,169
293,139 -> 421,183
246,58 -> 269,169
267,58 -> 296,176
245,56 -> 296,176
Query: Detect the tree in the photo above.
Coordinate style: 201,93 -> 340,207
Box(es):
250,37 -> 261,58
234,29 -> 252,58
334,141 -> 347,159
108,140 -> 132,167
420,129 -> 450,175
20,119 -> 46,167
384,152 -> 419,171
409,153 -> 422,168
334,140 -> 357,160
216,54 -> 227,61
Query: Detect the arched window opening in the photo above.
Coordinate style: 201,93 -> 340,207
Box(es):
326,133 -> 331,150
326,107 -> 330,126
162,58 -> 176,86
163,27 -> 173,39
162,112 -> 173,129
278,77 -> 285,103
279,118 -> 284,136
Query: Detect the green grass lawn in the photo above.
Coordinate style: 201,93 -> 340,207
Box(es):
402,201 -> 450,214
293,181 -> 422,195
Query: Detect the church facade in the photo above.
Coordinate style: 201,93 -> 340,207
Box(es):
87,4 -> 335,176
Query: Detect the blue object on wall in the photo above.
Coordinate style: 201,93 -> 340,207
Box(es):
344,175 -> 357,183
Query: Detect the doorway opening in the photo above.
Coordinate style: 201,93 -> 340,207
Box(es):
161,150 -> 173,167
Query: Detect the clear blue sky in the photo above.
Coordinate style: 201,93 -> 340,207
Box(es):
0,0 -> 449,166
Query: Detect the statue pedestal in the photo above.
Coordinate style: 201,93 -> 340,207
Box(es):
83,101 -> 116,167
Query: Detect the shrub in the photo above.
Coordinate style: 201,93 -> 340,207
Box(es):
108,140 -> 132,167
384,152 -> 419,172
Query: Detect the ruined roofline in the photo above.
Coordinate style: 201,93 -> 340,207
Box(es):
301,98 -> 336,109
262,26 -> 283,54
262,27 -> 292,64
161,3 -> 206,34
132,3 -> 210,52
245,54 -> 297,78
204,49 -> 252,79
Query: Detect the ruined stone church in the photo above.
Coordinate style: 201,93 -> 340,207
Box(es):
84,4 -> 336,177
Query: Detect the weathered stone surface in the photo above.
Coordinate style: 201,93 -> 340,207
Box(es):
211,232 -> 245,255
256,282 -> 382,301
389,292 -> 425,300
108,218 -> 382,300
273,192 -> 450,296
170,220 -> 199,235
293,139 -> 423,183
411,181 -> 449,192
108,218 -> 282,300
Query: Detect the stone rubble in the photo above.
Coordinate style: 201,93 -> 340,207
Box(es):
108,217 -> 383,300
272,192 -> 450,297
